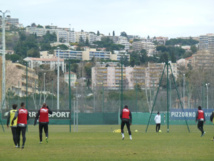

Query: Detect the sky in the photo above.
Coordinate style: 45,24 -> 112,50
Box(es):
1,0 -> 214,38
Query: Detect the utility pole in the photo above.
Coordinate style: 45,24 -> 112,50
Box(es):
121,54 -> 124,109
43,73 -> 46,103
183,74 -> 185,109
0,10 -> 10,109
167,62 -> 169,133
57,47 -> 60,110
206,83 -> 209,110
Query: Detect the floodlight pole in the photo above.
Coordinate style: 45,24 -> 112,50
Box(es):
206,83 -> 209,110
0,10 -> 10,109
69,63 -> 71,132
57,47 -> 60,110
121,55 -> 123,109
183,74 -> 185,108
167,62 -> 169,133
43,73 -> 46,103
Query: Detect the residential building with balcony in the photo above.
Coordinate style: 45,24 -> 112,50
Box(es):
54,48 -> 130,61
199,33 -> 214,54
24,57 -> 65,72
6,61 -> 38,97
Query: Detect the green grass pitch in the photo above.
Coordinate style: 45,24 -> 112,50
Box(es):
0,125 -> 213,161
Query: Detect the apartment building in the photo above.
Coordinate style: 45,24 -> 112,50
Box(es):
54,48 -> 130,61
6,61 -> 38,97
24,57 -> 65,72
199,34 -> 214,54
92,63 -> 178,89
190,50 -> 214,69
147,62 -> 178,87
92,66 -> 133,89
0,17 -> 19,26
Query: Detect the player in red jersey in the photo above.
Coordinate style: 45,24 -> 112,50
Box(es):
196,106 -> 206,137
120,105 -> 132,140
12,102 -> 29,149
34,103 -> 52,143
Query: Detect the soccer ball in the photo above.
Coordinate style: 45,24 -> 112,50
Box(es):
159,130 -> 162,133
135,130 -> 138,133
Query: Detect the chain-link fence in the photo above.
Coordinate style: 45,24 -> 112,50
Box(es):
1,63 -> 214,133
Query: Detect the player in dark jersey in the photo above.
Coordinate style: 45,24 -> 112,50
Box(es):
120,105 -> 132,140
34,103 -> 52,143
210,111 -> 214,141
7,104 -> 18,147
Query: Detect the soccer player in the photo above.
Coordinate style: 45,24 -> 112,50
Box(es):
154,111 -> 161,132
120,105 -> 132,140
34,103 -> 52,143
196,106 -> 206,137
7,104 -> 18,147
210,111 -> 214,141
12,102 -> 29,149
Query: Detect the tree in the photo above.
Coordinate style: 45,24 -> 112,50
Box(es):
31,23 -> 36,27
147,35 -> 150,39
97,31 -> 100,36
79,36 -> 85,46
191,45 -> 197,54
166,38 -> 199,46
37,24 -> 43,28
6,54 -> 21,62
85,62 -> 93,78
85,37 -> 89,46
159,52 -> 169,63
113,31 -> 115,36
120,31 -> 127,37
27,48 -> 40,57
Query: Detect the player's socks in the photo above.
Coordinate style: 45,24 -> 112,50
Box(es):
129,135 -> 132,140
122,133 -> 124,140
46,137 -> 48,143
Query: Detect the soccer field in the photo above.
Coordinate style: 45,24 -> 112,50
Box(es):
0,125 -> 213,161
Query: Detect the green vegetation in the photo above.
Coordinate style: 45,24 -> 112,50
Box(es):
0,125 -> 213,161
166,38 -> 199,46
5,31 -> 57,63
156,45 -> 186,62
93,37 -> 125,51
129,49 -> 159,66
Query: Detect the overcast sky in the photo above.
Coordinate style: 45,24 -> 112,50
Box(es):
1,0 -> 214,38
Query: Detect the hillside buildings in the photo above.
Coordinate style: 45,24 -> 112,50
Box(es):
24,57 -> 65,72
54,48 -> 130,61
92,62 -> 177,89
6,61 -> 38,97
199,33 -> 214,54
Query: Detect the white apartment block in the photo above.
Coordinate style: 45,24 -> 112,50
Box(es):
24,57 -> 65,72
54,48 -> 130,61
0,17 -> 19,26
117,36 -> 131,50
92,62 -> 178,89
199,34 -> 214,54
26,27 -> 102,44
